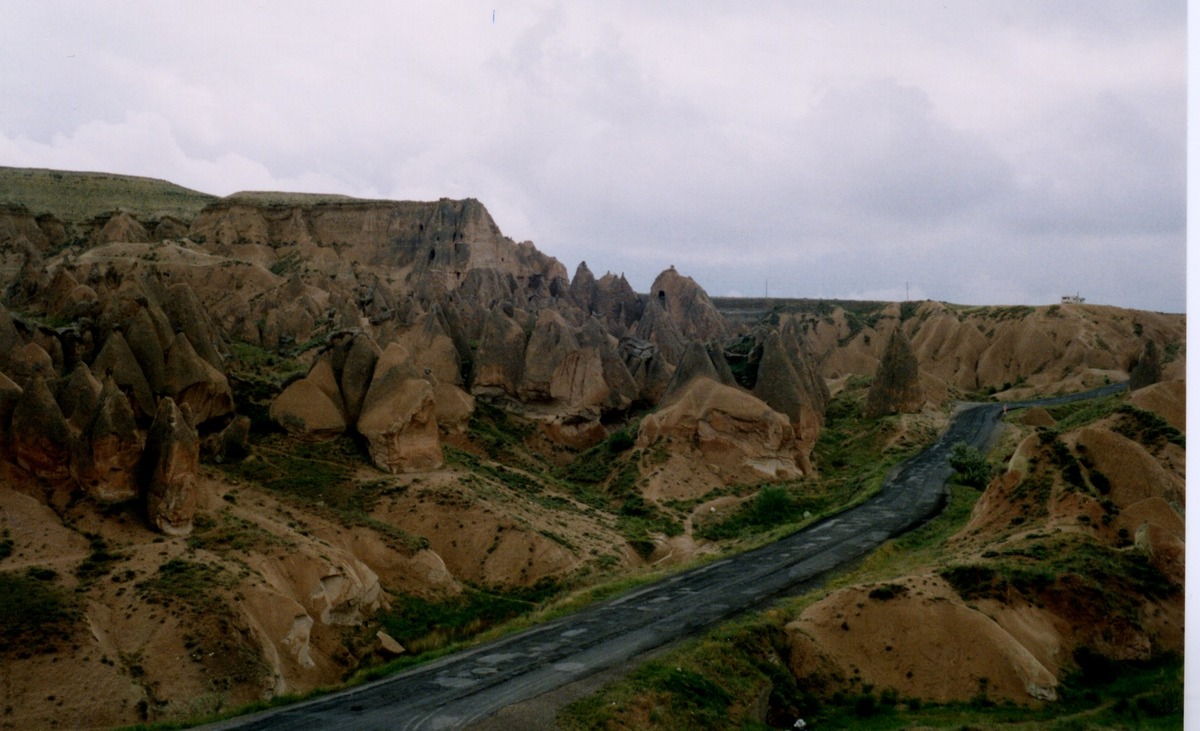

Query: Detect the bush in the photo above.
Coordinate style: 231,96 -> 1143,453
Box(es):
948,443 -> 992,488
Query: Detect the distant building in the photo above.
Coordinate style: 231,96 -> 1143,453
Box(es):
1061,293 -> 1085,304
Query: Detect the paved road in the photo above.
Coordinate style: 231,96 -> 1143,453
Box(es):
211,384 -> 1125,731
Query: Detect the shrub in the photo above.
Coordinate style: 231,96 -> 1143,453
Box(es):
948,443 -> 992,488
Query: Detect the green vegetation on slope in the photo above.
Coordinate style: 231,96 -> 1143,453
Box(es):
0,165 -> 217,223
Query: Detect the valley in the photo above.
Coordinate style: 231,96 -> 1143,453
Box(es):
0,166 -> 1184,730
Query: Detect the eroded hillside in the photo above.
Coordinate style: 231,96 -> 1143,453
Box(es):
0,166 -> 1185,729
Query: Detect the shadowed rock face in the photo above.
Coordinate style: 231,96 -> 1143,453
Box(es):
865,328 -> 923,418
1128,339 -> 1162,392
73,376 -> 142,503
140,397 -> 199,536
12,374 -> 72,480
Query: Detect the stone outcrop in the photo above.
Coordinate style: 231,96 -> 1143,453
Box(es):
357,346 -> 443,472
72,376 -> 142,503
11,374 -> 72,480
637,376 -> 802,483
648,266 -> 728,342
472,307 -> 527,398
520,309 -> 578,402
1128,339 -> 1162,392
270,375 -> 347,442
92,330 -> 157,419
864,328 -> 923,418
164,332 -> 234,425
139,397 -> 199,535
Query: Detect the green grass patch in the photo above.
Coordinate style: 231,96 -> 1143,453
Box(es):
0,569 -> 80,652
378,582 -> 559,656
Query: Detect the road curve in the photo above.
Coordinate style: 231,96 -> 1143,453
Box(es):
209,383 -> 1126,731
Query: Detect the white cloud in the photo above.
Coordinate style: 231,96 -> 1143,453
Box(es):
0,1 -> 1185,312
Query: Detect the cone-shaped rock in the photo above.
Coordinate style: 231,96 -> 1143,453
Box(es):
160,283 -> 224,370
332,333 -> 381,425
92,331 -> 157,419
9,341 -> 54,387
164,332 -> 234,425
865,328 -> 923,418
96,211 -> 150,244
648,267 -> 728,341
57,361 -> 103,431
140,397 -> 199,535
521,309 -> 579,402
73,377 -> 142,503
620,336 -> 674,406
12,374 -> 72,480
472,307 -> 527,397
1128,340 -> 1162,392
661,340 -> 734,404
270,376 -> 347,442
633,298 -> 686,365
125,306 -> 168,393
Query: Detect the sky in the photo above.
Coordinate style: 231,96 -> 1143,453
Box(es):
0,1 -> 1187,312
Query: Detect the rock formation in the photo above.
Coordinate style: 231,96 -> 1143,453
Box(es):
637,377 -> 802,483
72,376 -> 142,503
139,397 -> 199,535
11,374 -> 72,480
357,346 -> 443,473
1128,339 -> 1162,391
864,328 -> 923,417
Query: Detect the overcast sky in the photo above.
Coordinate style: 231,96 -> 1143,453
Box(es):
0,1 -> 1187,312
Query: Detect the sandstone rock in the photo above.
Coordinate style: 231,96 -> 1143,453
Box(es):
357,369 -> 442,473
431,382 -> 474,435
92,330 -> 157,419
865,328 -> 923,418
520,309 -> 578,402
357,343 -> 448,472
11,374 -> 72,480
153,216 -> 189,240
330,332 -> 381,425
9,341 -> 54,387
209,414 -> 252,463
648,266 -> 728,342
633,297 -> 686,365
376,631 -> 405,657
270,377 -> 347,441
1128,340 -> 1162,391
472,307 -> 527,397
661,340 -> 733,404
57,361 -> 102,430
160,282 -> 224,369
124,306 -> 168,393
164,331 -> 234,425
139,396 -> 199,536
620,336 -> 673,406
72,376 -> 142,503
96,211 -> 150,245
568,261 -> 600,314
638,377 -> 801,483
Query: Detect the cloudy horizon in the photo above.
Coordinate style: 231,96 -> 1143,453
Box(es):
0,1 -> 1186,312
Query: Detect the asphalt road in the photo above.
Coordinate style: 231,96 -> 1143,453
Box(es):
210,383 -> 1125,731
